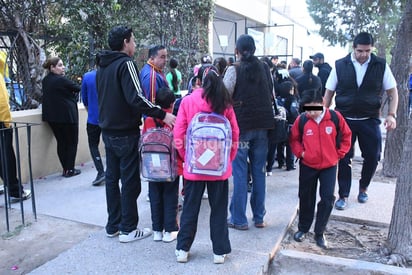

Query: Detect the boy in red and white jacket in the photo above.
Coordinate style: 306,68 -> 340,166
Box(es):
289,89 -> 351,249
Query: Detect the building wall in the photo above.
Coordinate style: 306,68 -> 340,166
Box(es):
9,105 -> 104,183
212,0 -> 347,66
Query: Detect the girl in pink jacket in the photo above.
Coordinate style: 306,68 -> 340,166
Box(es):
173,65 -> 239,264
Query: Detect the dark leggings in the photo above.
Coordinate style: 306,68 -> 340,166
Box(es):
48,122 -> 79,171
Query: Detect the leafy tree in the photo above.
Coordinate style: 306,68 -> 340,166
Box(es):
0,0 -> 48,109
306,0 -> 403,58
2,0 -> 214,108
46,0 -> 214,88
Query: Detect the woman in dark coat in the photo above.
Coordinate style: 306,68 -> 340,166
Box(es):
42,57 -> 81,177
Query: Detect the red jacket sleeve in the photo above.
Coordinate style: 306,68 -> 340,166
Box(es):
142,117 -> 157,134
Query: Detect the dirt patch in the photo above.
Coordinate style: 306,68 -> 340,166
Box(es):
279,162 -> 411,270
0,208 -> 101,275
281,217 -> 393,265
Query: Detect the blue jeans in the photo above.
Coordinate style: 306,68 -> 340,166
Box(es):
229,129 -> 268,226
177,179 -> 231,255
103,133 -> 141,234
338,118 -> 381,198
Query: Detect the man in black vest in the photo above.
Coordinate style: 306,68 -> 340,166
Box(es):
324,32 -> 398,210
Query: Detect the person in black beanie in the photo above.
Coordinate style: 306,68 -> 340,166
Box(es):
223,34 -> 274,230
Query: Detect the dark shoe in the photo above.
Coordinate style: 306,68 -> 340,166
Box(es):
254,222 -> 266,228
314,234 -> 328,249
293,231 -> 306,242
63,169 -> 81,178
0,184 -> 4,195
286,166 -> 296,171
334,198 -> 347,210
227,222 -> 249,231
357,191 -> 368,203
92,172 -> 105,186
10,189 -> 32,203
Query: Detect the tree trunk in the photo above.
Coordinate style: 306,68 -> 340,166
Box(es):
387,118 -> 412,264
386,0 -> 412,266
382,0 -> 412,177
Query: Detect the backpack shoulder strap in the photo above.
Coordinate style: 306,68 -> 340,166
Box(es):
298,113 -> 308,142
329,109 -> 341,148
154,119 -> 163,128
329,109 -> 339,132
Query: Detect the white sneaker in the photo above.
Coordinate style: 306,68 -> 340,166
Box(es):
119,228 -> 152,243
106,231 -> 120,238
162,231 -> 177,243
202,192 -> 208,199
10,189 -> 32,203
153,231 -> 163,241
213,254 -> 226,264
175,249 -> 189,263
0,184 -> 4,194
146,194 -> 150,202
266,172 -> 272,176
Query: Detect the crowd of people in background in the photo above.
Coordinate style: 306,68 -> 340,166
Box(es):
1,27 -> 401,265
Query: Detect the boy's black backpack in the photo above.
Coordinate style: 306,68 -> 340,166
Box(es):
298,109 -> 341,148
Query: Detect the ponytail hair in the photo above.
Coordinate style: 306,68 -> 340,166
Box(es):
299,89 -> 323,112
198,65 -> 232,114
43,57 -> 61,71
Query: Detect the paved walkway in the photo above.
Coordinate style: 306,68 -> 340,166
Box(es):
3,157 -> 396,274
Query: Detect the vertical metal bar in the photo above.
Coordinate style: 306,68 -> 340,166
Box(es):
0,127 -> 10,231
13,123 -> 25,225
26,124 -> 36,220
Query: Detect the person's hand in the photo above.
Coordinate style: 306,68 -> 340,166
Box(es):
163,113 -> 176,128
384,115 -> 396,130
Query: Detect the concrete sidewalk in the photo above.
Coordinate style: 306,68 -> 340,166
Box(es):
19,161 -> 300,274
2,158 -> 397,274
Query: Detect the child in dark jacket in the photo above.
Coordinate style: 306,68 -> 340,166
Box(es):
142,87 -> 180,243
289,89 -> 351,249
276,81 -> 299,170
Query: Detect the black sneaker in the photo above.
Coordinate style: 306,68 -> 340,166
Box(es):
63,169 -> 81,178
10,189 -> 32,203
92,173 -> 105,186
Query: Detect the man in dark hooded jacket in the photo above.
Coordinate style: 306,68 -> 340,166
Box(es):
310,53 -> 332,96
96,26 -> 175,243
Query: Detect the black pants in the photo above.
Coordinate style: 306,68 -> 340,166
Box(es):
149,177 -> 179,232
86,123 -> 104,174
177,179 -> 231,255
48,122 -> 79,172
0,123 -> 23,196
298,162 -> 336,235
